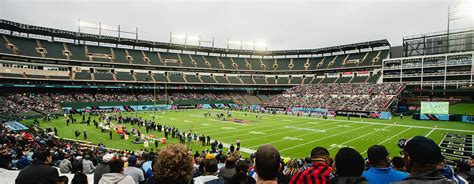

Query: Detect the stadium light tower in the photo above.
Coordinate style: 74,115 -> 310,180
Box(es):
77,19 -> 138,41
447,1 -> 473,51
227,39 -> 267,51
169,32 -> 214,48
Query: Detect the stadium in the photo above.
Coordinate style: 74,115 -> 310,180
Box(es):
0,0 -> 473,183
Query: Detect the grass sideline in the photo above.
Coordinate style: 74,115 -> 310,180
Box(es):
22,109 -> 474,159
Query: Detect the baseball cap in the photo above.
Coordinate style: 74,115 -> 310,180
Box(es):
403,136 -> 443,165
102,153 -> 114,163
128,156 -> 138,165
367,145 -> 389,163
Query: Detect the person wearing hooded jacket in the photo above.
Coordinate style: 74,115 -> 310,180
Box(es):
99,159 -> 135,184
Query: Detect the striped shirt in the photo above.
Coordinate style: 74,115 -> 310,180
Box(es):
289,162 -> 332,184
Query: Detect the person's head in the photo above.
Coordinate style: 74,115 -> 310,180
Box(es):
334,147 -> 365,177
72,172 -> 88,184
402,136 -> 443,172
128,156 -> 138,167
33,149 -> 52,164
367,145 -> 389,167
153,144 -> 194,181
311,147 -> 330,163
109,159 -> 124,173
391,156 -> 405,171
225,156 -> 236,168
57,176 -> 69,184
204,158 -> 218,175
287,159 -> 299,169
255,144 -> 281,181
102,153 -> 114,164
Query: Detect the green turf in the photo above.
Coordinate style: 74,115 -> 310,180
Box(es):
22,109 -> 474,159
450,103 -> 474,115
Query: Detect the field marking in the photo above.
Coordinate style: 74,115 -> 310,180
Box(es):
221,143 -> 255,154
230,111 -> 474,133
279,124 -> 372,152
425,128 -> 436,137
360,127 -> 413,155
328,125 -> 393,151
235,121 -> 341,143
248,122 -> 362,149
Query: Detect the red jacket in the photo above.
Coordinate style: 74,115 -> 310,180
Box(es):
289,162 -> 332,184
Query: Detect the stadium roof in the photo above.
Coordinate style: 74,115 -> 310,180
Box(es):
0,19 -> 390,56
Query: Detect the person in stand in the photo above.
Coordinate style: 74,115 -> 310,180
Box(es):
15,149 -> 59,184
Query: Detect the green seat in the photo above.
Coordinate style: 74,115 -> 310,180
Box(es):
160,52 -> 181,66
41,40 -> 67,59
66,43 -> 88,61
113,48 -> 130,63
290,77 -> 303,84
201,75 -> 216,83
292,58 -> 307,70
277,77 -> 289,84
214,76 -> 228,83
232,58 -> 248,70
185,74 -> 201,83
266,77 -> 276,84
168,73 -> 186,83
75,71 -> 91,80
116,72 -> 134,81
136,73 -> 151,81
240,76 -> 254,84
154,73 -> 168,82
128,50 -> 148,65
94,73 -> 114,80
227,76 -> 241,84
7,36 -> 40,57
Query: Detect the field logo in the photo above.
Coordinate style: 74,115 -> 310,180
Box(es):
249,131 -> 266,135
283,126 -> 326,133
283,137 -> 303,141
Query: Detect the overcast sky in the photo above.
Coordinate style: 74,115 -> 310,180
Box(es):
0,0 -> 471,50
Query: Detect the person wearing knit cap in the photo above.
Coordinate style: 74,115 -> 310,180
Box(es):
393,136 -> 456,184
94,153 -> 113,184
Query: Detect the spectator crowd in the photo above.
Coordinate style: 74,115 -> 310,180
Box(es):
1,120 -> 472,184
265,83 -> 405,111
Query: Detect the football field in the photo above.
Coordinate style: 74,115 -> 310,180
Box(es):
23,109 -> 474,159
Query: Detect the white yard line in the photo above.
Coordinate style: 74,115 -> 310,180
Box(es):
279,124 -> 372,152
360,127 -> 412,155
425,128 -> 436,137
248,121 -> 361,149
327,125 -> 393,150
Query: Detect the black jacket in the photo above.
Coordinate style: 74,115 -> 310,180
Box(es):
15,161 -> 59,184
393,171 -> 456,184
330,176 -> 368,184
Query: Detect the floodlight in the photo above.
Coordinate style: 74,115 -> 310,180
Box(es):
187,36 -> 200,41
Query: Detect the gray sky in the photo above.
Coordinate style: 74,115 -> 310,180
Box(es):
1,0 -> 471,50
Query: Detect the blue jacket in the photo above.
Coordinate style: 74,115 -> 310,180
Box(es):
362,167 -> 408,184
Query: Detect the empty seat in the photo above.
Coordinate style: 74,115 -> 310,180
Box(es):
116,72 -> 134,81
185,74 -> 201,83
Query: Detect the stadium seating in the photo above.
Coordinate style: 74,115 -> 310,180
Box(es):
128,50 -> 149,65
179,54 -> 196,68
185,74 -> 202,83
214,75 -> 228,84
115,72 -> 134,81
159,52 -> 181,67
277,76 -> 289,84
367,72 -> 382,82
227,76 -> 241,84
74,71 -> 92,80
240,76 -> 255,84
200,75 -> 217,83
65,43 -> 88,61
276,58 -> 290,70
135,72 -> 151,81
218,57 -> 234,69
4,36 -> 41,57
0,36 -> 14,54
247,58 -> 264,70
113,48 -> 131,64
190,55 -> 209,68
168,73 -> 186,83
153,73 -> 168,82
292,58 -> 307,70
335,76 -> 352,83
290,76 -> 303,84
40,40 -> 67,59
232,57 -> 249,70
204,56 -> 223,69
266,76 -> 276,84
351,75 -> 369,83
145,51 -> 163,66
320,77 -> 337,83
253,76 -> 267,84
86,45 -> 112,62
94,72 -> 114,81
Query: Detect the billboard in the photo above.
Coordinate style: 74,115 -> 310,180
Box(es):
420,102 -> 449,114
